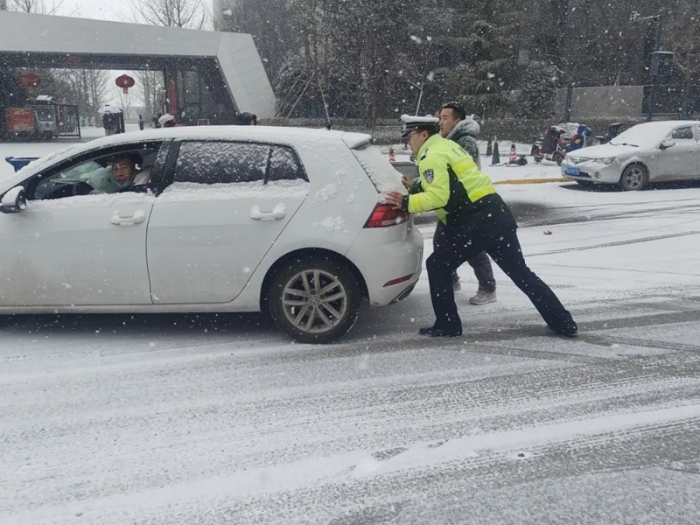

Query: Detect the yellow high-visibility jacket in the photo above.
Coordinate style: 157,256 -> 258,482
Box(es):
407,134 -> 497,226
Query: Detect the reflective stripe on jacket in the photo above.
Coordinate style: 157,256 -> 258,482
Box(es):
408,134 -> 496,226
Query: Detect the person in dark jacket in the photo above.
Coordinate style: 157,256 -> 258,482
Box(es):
437,101 -> 497,305
234,112 -> 258,125
541,126 -> 561,154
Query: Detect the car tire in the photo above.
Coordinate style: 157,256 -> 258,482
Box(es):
619,164 -> 649,191
268,256 -> 362,344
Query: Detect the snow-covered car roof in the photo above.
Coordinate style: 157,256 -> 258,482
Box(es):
1,126 -> 372,192
608,120 -> 700,149
620,120 -> 700,135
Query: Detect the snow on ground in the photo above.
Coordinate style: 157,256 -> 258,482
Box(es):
2,139 -> 700,523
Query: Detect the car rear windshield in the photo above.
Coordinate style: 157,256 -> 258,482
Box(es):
351,144 -> 404,194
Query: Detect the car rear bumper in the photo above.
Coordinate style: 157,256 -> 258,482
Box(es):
347,223 -> 424,307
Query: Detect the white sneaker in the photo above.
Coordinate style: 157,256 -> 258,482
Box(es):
469,290 -> 497,305
453,281 -> 462,292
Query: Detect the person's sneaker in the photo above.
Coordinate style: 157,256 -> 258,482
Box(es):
469,290 -> 497,305
419,326 -> 463,338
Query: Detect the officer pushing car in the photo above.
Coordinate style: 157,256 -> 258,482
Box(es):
385,115 -> 578,338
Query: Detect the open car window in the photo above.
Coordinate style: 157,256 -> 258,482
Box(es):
34,160 -> 117,199
29,142 -> 164,201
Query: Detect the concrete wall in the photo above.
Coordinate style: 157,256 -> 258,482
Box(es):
556,86 -> 644,120
572,86 -> 644,119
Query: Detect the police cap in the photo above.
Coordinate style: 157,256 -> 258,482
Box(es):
400,114 -> 439,138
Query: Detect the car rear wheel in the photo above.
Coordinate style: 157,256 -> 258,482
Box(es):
268,256 -> 362,344
619,164 -> 648,191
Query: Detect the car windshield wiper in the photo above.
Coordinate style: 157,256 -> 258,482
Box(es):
609,142 -> 639,147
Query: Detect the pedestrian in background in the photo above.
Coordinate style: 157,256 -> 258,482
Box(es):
234,112 -> 257,125
437,101 -> 497,305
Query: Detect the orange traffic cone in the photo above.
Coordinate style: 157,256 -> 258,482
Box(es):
389,147 -> 396,163
509,144 -> 517,164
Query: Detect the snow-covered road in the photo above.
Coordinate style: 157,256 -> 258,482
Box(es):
2,180 -> 700,524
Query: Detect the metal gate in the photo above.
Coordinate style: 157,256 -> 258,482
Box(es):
53,103 -> 81,139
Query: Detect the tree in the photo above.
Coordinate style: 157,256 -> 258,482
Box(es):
117,90 -> 133,119
135,70 -> 165,118
221,0 -> 291,85
516,61 -> 561,118
275,0 -> 421,124
131,0 -> 208,29
6,0 -> 63,14
437,2 -> 520,118
670,0 -> 700,83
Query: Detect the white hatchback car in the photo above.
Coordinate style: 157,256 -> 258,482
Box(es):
0,127 -> 423,343
562,121 -> 700,190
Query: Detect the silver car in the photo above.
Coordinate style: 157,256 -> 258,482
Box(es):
562,121 -> 700,190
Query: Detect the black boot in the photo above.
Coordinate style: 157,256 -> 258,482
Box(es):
547,318 -> 578,337
419,325 -> 463,338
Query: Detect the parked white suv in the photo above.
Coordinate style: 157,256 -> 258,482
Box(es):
0,127 -> 423,343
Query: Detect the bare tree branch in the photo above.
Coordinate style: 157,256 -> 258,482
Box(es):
7,0 -> 64,15
129,0 -> 207,29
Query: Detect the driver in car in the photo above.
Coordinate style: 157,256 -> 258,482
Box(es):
89,154 -> 149,194
112,156 -> 137,190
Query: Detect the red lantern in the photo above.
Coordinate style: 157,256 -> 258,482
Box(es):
115,74 -> 136,95
19,73 -> 41,89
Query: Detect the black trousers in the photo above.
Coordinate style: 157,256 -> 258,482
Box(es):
427,221 -> 576,333
434,221 -> 496,292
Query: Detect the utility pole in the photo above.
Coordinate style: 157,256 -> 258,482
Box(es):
631,13 -> 662,121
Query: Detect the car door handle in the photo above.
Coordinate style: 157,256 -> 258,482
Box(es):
251,204 -> 287,221
111,210 -> 146,226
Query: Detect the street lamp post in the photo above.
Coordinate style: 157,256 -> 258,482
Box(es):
400,76 -> 425,116
631,13 -> 662,121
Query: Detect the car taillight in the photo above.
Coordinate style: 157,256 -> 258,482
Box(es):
364,203 -> 409,228
383,274 -> 414,287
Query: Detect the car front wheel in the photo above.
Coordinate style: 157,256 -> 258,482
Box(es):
619,164 -> 648,191
268,256 -> 362,344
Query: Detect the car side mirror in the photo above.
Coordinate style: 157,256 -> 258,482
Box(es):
0,186 -> 28,214
660,140 -> 676,150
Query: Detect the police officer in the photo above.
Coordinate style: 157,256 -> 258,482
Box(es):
385,115 -> 577,338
